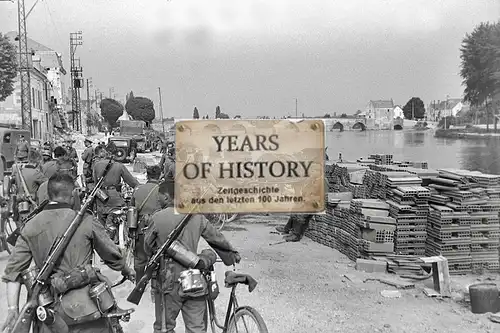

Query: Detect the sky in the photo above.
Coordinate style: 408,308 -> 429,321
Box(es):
0,0 -> 499,119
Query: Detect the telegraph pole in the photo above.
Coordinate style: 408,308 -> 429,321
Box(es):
18,0 -> 32,136
70,31 -> 83,132
295,98 -> 298,118
86,78 -> 91,134
158,87 -> 165,133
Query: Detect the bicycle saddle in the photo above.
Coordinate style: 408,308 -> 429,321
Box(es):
224,271 -> 258,293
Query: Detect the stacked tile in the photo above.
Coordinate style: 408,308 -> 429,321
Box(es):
386,186 -> 430,256
426,169 -> 500,274
363,170 -> 421,200
368,154 -> 393,165
349,199 -> 396,258
426,205 -> 472,274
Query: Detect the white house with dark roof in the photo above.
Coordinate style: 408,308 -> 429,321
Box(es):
365,99 -> 395,129
427,98 -> 466,121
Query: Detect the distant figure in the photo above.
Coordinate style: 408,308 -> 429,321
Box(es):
15,135 -> 29,162
338,153 -> 342,163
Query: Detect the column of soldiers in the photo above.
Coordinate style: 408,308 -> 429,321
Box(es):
2,136 -> 241,333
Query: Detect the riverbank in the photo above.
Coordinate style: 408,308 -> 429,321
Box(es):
435,128 -> 500,139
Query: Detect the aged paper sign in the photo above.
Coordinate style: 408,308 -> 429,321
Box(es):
174,119 -> 325,214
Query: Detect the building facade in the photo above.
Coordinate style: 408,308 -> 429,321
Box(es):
427,99 -> 466,121
365,99 -> 395,129
0,32 -> 67,139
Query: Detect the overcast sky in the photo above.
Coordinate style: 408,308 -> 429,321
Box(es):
1,0 -> 499,118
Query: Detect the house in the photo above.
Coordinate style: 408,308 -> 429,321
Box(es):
393,105 -> 404,119
365,99 -> 395,129
428,99 -> 466,121
0,32 -> 68,139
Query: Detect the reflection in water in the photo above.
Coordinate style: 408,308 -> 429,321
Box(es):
325,130 -> 500,175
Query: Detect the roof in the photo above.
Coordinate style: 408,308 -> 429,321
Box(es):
36,51 -> 67,74
5,31 -> 53,52
369,100 -> 394,109
430,98 -> 463,110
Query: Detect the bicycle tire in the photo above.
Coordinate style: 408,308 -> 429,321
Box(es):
226,306 -> 269,333
2,217 -> 16,254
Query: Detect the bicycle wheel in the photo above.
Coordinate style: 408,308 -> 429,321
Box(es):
226,306 -> 268,333
118,222 -> 134,269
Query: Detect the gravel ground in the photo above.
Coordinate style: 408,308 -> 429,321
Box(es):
1,149 -> 499,332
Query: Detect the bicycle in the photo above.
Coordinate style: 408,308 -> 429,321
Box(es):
105,206 -> 134,270
206,213 -> 240,231
0,209 -> 16,254
204,260 -> 268,333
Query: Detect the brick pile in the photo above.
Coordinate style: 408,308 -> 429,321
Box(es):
306,195 -> 395,261
426,169 -> 500,274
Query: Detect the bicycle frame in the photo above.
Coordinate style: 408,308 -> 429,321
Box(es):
207,282 -> 239,333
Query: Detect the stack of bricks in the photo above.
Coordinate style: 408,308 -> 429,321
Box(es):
305,196 -> 396,261
349,199 -> 396,258
386,185 -> 431,256
425,169 -> 500,274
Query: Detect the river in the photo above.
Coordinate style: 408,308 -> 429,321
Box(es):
325,130 -> 500,175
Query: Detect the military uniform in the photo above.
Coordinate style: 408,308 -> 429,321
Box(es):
82,143 -> 94,182
130,180 -> 161,282
160,156 -> 175,180
2,202 -> 126,333
12,163 -> 47,205
92,159 -> 139,238
15,140 -> 29,162
144,208 -> 239,333
41,159 -> 58,178
66,145 -> 79,164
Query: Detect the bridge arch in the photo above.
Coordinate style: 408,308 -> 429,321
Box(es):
332,122 -> 344,131
393,124 -> 403,130
352,122 -> 366,131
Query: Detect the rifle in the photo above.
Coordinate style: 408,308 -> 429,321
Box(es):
127,212 -> 194,305
14,164 -> 37,206
10,158 -> 114,333
7,199 -> 50,246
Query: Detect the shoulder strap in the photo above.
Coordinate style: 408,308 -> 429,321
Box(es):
138,184 -> 159,214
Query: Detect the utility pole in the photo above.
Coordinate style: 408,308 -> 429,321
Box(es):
412,100 -> 414,120
295,98 -> 298,118
86,78 -> 91,134
70,31 -> 83,132
445,94 -> 449,130
158,87 -> 165,133
17,0 -> 32,136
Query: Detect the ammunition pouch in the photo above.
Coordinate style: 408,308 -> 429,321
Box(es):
51,264 -> 99,295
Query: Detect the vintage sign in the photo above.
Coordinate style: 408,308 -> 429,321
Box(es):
174,119 -> 325,214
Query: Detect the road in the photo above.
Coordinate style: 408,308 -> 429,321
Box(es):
0,148 -> 499,332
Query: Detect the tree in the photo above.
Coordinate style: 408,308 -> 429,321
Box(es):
323,113 -> 331,118
125,96 -> 155,123
0,33 -> 17,102
193,107 -> 200,119
403,97 -> 426,120
460,21 -> 500,132
100,98 -> 123,131
215,106 -> 221,119
340,113 -> 348,118
126,90 -> 134,101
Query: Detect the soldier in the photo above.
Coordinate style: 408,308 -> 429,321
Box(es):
159,142 -> 175,180
41,146 -> 69,179
37,156 -> 82,210
14,135 -> 29,163
129,165 -> 162,282
41,147 -> 53,166
144,180 -> 241,333
12,150 -> 47,214
65,139 -> 79,164
82,138 -> 95,184
1,174 -> 134,333
92,144 -> 139,237
275,177 -> 330,242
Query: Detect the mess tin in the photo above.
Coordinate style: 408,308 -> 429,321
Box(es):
89,282 -> 116,314
179,269 -> 204,293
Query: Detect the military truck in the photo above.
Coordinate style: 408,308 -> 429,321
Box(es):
119,120 -> 152,153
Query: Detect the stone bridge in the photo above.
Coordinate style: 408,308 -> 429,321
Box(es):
323,118 -> 395,131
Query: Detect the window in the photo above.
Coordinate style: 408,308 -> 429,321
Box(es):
3,134 -> 11,144
46,113 -> 49,131
32,88 -> 35,107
